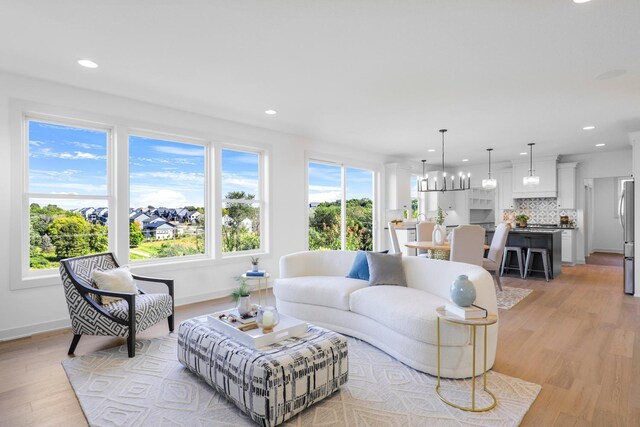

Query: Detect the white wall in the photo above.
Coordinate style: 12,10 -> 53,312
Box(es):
592,177 -> 623,253
561,149 -> 632,264
0,71 -> 388,340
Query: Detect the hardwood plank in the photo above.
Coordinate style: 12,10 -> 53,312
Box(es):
1,264 -> 638,427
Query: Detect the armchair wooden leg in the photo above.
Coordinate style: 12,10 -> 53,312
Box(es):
68,334 -> 82,355
168,315 -> 174,332
127,331 -> 136,358
494,271 -> 503,292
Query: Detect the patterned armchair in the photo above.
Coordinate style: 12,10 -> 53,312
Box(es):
60,252 -> 174,357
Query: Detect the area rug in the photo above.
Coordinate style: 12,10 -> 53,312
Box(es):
496,287 -> 533,310
63,335 -> 541,427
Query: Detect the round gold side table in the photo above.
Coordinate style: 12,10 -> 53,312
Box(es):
241,272 -> 271,305
435,306 -> 498,412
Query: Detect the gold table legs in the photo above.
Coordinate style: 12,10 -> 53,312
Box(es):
436,317 -> 497,412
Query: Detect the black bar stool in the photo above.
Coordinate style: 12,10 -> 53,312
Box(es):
501,246 -> 525,278
524,248 -> 552,282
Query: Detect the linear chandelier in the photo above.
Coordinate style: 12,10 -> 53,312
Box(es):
418,129 -> 471,193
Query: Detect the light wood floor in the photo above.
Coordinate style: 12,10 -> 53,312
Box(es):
0,263 -> 637,426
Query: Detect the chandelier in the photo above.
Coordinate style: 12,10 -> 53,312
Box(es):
523,143 -> 540,187
417,129 -> 470,193
482,148 -> 497,189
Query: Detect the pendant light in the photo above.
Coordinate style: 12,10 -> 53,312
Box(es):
418,129 -> 470,192
523,143 -> 540,187
482,148 -> 497,189
418,160 -> 429,192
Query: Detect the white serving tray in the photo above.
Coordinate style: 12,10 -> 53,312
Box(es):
207,310 -> 308,349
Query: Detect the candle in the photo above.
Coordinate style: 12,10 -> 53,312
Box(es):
262,310 -> 274,328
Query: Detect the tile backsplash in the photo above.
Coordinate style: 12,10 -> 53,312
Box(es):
503,198 -> 577,224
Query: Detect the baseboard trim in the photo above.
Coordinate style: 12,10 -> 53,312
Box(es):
0,285 -> 273,342
0,318 -> 71,342
591,249 -> 623,254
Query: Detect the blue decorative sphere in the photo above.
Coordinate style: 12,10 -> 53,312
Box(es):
450,275 -> 476,307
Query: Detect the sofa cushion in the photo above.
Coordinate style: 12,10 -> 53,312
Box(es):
347,250 -> 390,281
366,252 -> 407,287
275,276 -> 368,311
349,286 -> 470,346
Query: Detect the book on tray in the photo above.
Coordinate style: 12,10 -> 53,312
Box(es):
246,270 -> 266,277
445,303 -> 488,319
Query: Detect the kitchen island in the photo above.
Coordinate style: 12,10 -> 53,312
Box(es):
486,228 -> 562,279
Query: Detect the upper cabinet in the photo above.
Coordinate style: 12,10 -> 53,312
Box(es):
557,162 -> 577,209
499,169 -> 514,210
512,156 -> 558,198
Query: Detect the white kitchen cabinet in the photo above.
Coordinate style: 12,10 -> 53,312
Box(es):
557,162 -> 577,209
499,169 -> 514,210
425,187 -> 456,212
512,156 -> 558,198
561,229 -> 576,264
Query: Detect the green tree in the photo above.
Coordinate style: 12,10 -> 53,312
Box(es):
222,191 -> 259,252
47,216 -> 90,259
129,222 -> 144,247
88,223 -> 108,253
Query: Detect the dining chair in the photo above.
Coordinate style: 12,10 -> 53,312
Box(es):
416,221 -> 435,257
449,225 -> 486,266
388,222 -> 402,255
482,223 -> 510,291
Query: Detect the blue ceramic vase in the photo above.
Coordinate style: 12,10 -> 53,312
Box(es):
450,275 -> 476,307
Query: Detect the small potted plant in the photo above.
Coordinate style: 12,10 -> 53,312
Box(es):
232,277 -> 252,316
515,214 -> 529,228
250,256 -> 260,272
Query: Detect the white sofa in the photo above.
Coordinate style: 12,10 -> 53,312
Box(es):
274,250 -> 498,378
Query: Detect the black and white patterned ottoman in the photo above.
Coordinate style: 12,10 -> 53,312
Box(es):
177,316 -> 349,426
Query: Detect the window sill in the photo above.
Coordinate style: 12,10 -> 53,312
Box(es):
14,252 -> 271,290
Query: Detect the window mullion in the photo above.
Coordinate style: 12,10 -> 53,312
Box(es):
341,165 -> 346,250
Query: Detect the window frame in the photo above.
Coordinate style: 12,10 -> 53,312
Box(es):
127,129 -> 212,265
20,114 -> 115,283
10,101 -> 271,290
305,152 -> 379,252
219,145 -> 266,258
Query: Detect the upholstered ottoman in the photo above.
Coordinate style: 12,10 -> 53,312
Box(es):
177,316 -> 349,426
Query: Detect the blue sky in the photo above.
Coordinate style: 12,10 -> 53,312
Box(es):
29,121 -> 260,209
308,162 -> 373,203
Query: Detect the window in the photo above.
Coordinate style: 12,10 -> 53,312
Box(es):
410,175 -> 419,218
26,119 -> 111,271
129,135 -> 206,261
221,149 -> 262,254
308,161 -> 375,251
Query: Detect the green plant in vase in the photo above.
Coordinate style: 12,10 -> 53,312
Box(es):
232,277 -> 252,316
515,214 -> 529,228
432,207 -> 447,245
435,207 -> 446,226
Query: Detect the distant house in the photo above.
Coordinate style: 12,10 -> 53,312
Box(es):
176,208 -> 190,222
130,211 -> 151,225
309,202 -> 320,208
188,210 -> 202,224
142,218 -> 176,240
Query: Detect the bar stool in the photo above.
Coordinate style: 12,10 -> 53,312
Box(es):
524,248 -> 552,282
501,246 -> 525,278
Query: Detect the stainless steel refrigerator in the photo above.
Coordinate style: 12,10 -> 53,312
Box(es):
620,179 -> 634,295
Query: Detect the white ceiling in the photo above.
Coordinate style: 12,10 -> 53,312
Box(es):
1,1 -> 639,166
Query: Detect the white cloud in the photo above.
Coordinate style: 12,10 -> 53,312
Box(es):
130,171 -> 204,183
30,181 -> 107,194
137,189 -> 188,208
68,141 -> 104,150
33,148 -> 106,160
309,185 -> 342,203
154,145 -> 204,157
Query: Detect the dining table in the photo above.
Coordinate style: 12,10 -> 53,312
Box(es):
404,241 -> 490,260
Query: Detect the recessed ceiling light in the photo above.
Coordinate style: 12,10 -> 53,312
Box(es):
77,59 -> 98,69
520,152 -> 528,155
573,0 -> 591,3
264,109 -> 277,115
595,143 -> 606,147
583,125 -> 596,130
427,149 -> 436,152
462,159 -> 469,162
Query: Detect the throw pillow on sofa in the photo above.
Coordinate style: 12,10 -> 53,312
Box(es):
91,266 -> 139,305
347,250 -> 389,281
365,252 -> 407,287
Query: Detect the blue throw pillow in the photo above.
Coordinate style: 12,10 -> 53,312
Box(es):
347,250 -> 389,281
